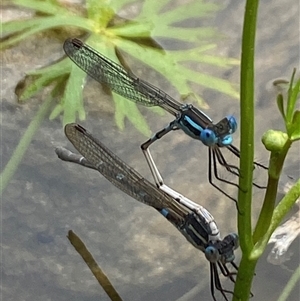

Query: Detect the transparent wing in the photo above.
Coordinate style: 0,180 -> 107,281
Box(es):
64,38 -> 182,114
64,123 -> 187,216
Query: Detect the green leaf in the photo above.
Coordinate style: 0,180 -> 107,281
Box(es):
105,0 -> 138,13
276,93 -> 285,121
160,44 -> 238,69
110,21 -> 154,38
140,0 -> 219,22
13,0 -> 68,15
16,75 -> 54,102
153,27 -> 218,43
49,103 -> 64,120
59,65 -> 87,125
286,69 -> 299,123
114,38 -> 238,108
16,59 -> 71,102
49,76 -> 86,121
1,15 -> 93,49
290,110 -> 300,141
1,19 -> 42,38
141,0 -> 172,16
113,94 -> 151,136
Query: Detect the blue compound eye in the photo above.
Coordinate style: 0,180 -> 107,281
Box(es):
205,246 -> 220,263
227,115 -> 238,134
219,134 -> 233,146
228,233 -> 239,250
200,129 -> 217,146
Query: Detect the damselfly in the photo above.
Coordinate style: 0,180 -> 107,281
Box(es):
63,38 -> 267,203
56,123 -> 239,301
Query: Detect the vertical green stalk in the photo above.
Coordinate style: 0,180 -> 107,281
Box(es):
234,0 -> 260,300
0,95 -> 55,194
253,139 -> 291,242
277,265 -> 300,301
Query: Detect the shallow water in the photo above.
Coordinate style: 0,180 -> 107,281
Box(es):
1,1 -> 299,301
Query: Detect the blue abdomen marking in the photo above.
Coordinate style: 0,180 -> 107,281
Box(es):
178,116 -> 204,140
160,208 -> 169,217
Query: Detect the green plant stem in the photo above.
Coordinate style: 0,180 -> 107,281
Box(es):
234,0 -> 260,299
253,139 -> 292,242
233,256 -> 258,301
0,95 -> 54,194
238,0 -> 260,251
252,176 -> 278,241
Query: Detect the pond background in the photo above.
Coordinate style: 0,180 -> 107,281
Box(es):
1,0 -> 299,300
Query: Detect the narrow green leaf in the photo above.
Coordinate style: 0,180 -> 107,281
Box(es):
13,0 -> 68,15
1,19 -> 42,38
148,106 -> 165,116
140,0 -> 172,16
0,94 -> 55,194
1,15 -> 93,49
290,110 -> 300,141
277,265 -> 300,301
140,0 -> 219,23
113,94 -> 151,136
286,77 -> 300,123
155,1 -> 219,25
276,94 -> 286,121
110,21 -> 154,38
187,54 -> 239,68
286,69 -> 297,122
105,0 -> 138,12
49,103 -> 64,120
16,59 -> 71,102
152,26 -> 218,43
16,75 -> 52,102
50,77 -> 86,122
183,68 -> 239,99
27,58 -> 71,77
59,65 -> 86,125
114,105 -> 125,130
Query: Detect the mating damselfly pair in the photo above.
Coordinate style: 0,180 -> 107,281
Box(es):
57,38 -> 265,300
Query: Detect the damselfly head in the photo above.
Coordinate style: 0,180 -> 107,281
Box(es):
207,116 -> 236,147
205,233 -> 239,264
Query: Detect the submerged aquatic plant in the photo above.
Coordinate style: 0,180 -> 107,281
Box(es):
2,0 -> 238,130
